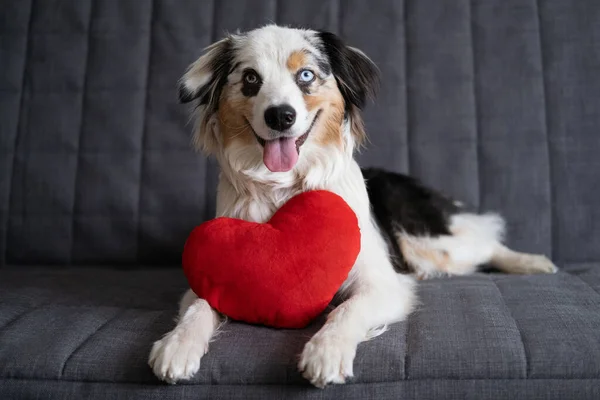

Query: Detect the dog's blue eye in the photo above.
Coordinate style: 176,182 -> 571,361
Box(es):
298,69 -> 315,84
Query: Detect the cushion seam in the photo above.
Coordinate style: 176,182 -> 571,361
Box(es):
273,0 -> 280,24
569,272 -> 600,298
0,304 -> 170,312
68,0 -> 95,265
202,0 -> 219,222
534,0 -> 555,260
0,304 -> 50,332
404,0 -> 413,175
491,279 -> 529,378
468,0 -> 482,211
134,0 -> 156,262
331,0 -> 340,33
59,309 -> 124,378
402,0 -> 411,376
2,0 -> 34,266
1,376 -> 599,386
402,314 -> 410,380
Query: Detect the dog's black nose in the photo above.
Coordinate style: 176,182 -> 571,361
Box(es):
264,105 -> 296,131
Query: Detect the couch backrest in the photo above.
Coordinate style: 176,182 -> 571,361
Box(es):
1,0 -> 599,267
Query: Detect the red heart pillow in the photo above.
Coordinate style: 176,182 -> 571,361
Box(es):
182,190 -> 361,329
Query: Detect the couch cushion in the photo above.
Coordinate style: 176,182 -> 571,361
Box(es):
1,265 -> 599,390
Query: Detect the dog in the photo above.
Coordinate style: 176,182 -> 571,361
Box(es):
148,24 -> 558,388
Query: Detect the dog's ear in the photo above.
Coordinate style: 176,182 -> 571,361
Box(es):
179,36 -> 236,155
178,37 -> 234,108
317,32 -> 379,148
316,31 -> 379,111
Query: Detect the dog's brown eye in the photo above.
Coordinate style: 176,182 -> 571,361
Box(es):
242,69 -> 262,97
244,70 -> 259,84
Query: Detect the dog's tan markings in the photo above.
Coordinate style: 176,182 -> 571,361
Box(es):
217,92 -> 255,148
399,236 -> 451,272
319,101 -> 345,147
304,93 -> 324,112
303,80 -> 345,148
348,106 -> 367,148
286,50 -> 308,72
306,78 -> 368,149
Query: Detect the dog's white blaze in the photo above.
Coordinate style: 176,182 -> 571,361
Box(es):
232,26 -> 323,140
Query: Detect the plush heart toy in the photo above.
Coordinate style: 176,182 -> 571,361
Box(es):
182,190 -> 361,329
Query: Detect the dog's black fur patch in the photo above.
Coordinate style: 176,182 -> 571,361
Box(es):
316,31 -> 379,113
362,168 -> 461,273
179,38 -> 235,113
241,68 -> 262,97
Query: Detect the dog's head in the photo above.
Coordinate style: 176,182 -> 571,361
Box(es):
179,25 -> 378,177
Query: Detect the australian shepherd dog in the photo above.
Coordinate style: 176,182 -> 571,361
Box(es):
149,25 -> 557,388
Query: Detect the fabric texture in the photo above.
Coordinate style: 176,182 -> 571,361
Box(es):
183,190 -> 360,328
1,0 -> 600,399
0,266 -> 599,399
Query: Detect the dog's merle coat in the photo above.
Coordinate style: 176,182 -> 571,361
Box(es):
363,168 -> 461,273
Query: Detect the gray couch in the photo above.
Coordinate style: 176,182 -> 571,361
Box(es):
1,1 -> 599,399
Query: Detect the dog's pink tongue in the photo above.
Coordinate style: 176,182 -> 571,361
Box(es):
263,137 -> 298,172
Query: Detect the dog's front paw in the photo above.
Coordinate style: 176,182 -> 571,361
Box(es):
148,329 -> 208,384
298,332 -> 357,388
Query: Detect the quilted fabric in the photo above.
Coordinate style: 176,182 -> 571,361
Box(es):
1,0 -> 599,267
1,0 -> 600,399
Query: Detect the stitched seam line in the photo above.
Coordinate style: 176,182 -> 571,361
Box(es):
2,0 -> 34,266
0,303 -> 172,313
337,0 -> 343,36
404,0 -> 412,175
569,272 -> 600,298
0,149 -> 194,154
492,279 -> 529,378
468,0 -> 482,211
59,310 -> 123,378
135,0 -> 156,262
203,0 -> 218,221
330,0 -> 340,34
402,0 -> 411,381
273,0 -> 279,23
403,314 -> 411,380
68,0 -> 95,265
0,304 -> 50,332
534,0 -> 555,261
2,376 -> 600,386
